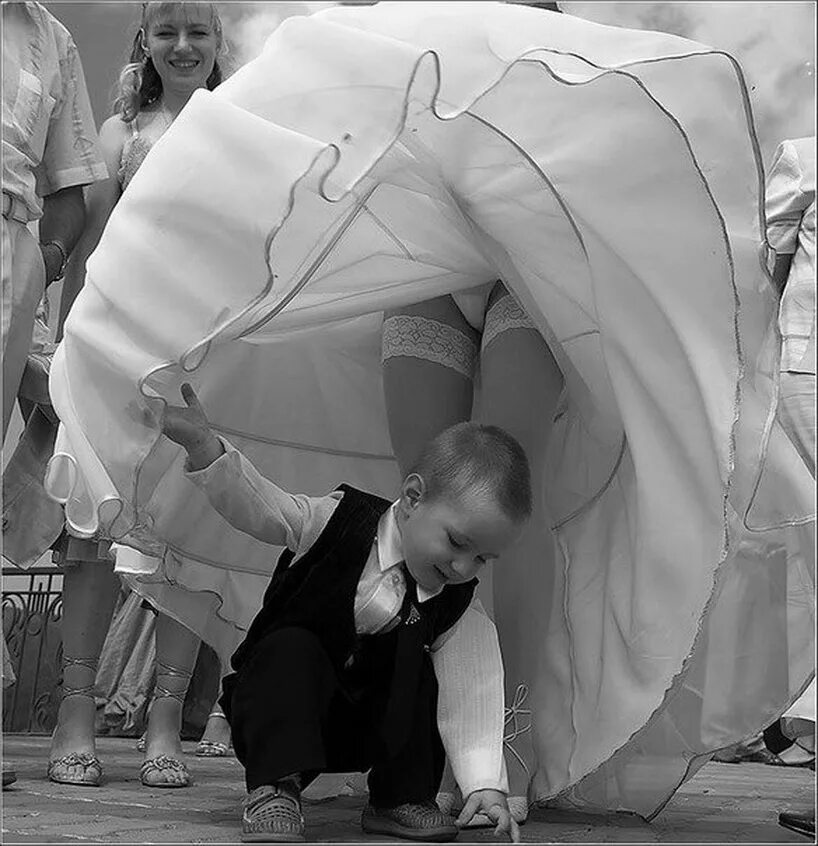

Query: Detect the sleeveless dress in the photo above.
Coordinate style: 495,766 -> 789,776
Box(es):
119,120 -> 151,191
44,3 -> 814,819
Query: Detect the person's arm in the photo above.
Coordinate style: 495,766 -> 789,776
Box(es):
430,599 -> 507,793
33,26 -> 107,331
56,116 -> 127,340
765,140 -> 807,297
39,185 -> 85,286
430,599 -> 517,834
161,383 -> 335,551
772,253 -> 795,297
431,599 -> 518,840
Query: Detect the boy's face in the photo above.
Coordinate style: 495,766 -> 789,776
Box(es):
396,474 -> 522,593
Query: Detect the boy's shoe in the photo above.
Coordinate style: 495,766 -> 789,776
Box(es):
361,801 -> 458,842
242,784 -> 305,842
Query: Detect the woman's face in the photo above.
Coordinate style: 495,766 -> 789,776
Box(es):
144,3 -> 219,93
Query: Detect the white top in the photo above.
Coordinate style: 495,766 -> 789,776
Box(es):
766,137 -> 816,375
186,437 -> 508,798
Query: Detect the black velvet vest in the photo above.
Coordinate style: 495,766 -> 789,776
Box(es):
223,484 -> 477,755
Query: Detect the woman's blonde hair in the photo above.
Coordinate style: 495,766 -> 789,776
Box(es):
112,1 -> 227,122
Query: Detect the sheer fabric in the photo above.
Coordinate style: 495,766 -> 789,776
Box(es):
45,3 -> 814,817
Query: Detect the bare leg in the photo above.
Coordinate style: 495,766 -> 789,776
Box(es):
49,558 -> 120,780
478,282 -> 563,817
141,612 -> 200,786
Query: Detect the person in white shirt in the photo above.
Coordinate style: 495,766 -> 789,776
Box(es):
160,383 -> 525,843
767,136 -> 816,476
2,0 -> 107,792
765,136 -> 816,839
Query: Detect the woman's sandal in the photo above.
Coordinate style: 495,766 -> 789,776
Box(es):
140,754 -> 191,789
195,711 -> 233,757
47,656 -> 104,787
139,660 -> 192,788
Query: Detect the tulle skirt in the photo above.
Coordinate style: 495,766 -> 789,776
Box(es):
45,2 -> 814,818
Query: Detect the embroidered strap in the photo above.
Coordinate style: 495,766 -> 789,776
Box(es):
207,709 -> 228,720
153,660 -> 194,704
61,655 -> 98,699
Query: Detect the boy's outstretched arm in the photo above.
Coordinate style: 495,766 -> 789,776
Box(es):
431,601 -> 520,842
160,383 -> 336,551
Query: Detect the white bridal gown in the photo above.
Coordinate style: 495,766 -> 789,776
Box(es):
44,2 -> 814,819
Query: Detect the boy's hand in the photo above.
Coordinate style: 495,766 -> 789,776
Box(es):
161,383 -> 224,470
456,789 -> 520,842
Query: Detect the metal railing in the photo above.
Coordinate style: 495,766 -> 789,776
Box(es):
2,566 -> 63,733
2,567 -> 220,737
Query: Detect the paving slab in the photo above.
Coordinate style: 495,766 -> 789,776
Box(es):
2,735 -> 814,843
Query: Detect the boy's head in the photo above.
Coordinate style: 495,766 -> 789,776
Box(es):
396,422 -> 532,592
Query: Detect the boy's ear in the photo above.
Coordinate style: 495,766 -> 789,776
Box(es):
401,473 -> 426,509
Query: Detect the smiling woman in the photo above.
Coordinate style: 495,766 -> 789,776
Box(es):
114,1 -> 224,123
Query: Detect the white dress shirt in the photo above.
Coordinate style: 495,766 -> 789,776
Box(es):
766,137 -> 816,375
2,1 -> 108,219
186,438 -> 508,797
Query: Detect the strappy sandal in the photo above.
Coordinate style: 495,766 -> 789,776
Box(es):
47,656 -> 103,787
242,784 -> 305,842
196,710 -> 233,757
139,660 -> 192,788
140,754 -> 191,788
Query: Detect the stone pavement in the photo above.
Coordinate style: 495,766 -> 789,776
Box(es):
2,735 -> 814,844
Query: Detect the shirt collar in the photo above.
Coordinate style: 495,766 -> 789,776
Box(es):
377,502 -> 443,602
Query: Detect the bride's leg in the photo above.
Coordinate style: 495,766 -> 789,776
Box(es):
382,296 -> 479,473
478,282 -> 563,820
382,294 -> 478,806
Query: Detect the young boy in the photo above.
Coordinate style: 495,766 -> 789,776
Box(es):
161,384 -> 529,843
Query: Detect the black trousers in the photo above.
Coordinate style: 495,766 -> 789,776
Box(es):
227,626 -> 445,806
